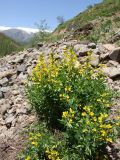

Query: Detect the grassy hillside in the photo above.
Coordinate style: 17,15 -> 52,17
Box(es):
0,33 -> 23,57
53,0 -> 120,43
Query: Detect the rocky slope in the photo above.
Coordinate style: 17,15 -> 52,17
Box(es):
0,40 -> 120,159
53,0 -> 120,44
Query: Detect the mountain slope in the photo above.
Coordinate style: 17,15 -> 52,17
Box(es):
2,29 -> 34,43
53,0 -> 120,43
0,33 -> 22,57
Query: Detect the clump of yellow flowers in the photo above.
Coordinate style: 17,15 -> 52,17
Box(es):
23,48 -> 120,160
45,148 -> 60,160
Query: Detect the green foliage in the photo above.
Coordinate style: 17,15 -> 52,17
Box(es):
18,123 -> 65,160
0,33 -> 22,57
22,49 -> 120,159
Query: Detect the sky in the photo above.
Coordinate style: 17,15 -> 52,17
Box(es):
0,0 -> 102,30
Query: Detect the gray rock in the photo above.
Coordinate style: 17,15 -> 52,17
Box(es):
107,60 -> 119,67
103,67 -> 120,78
17,64 -> 26,73
12,90 -> 19,96
0,70 -> 14,79
0,86 -> 10,93
90,54 -> 100,67
74,44 -> 90,57
93,48 -> 101,55
103,44 -> 115,51
16,106 -> 28,115
5,114 -> 15,128
27,48 -> 34,53
100,52 -> 110,61
0,104 -> 11,115
0,77 -> 8,86
109,47 -> 120,62
12,54 -> 26,63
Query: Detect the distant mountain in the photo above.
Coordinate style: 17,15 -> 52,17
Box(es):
2,29 -> 34,43
0,26 -> 39,43
0,33 -> 22,57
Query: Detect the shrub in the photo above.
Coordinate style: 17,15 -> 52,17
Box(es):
18,123 -> 65,160
24,49 -> 120,159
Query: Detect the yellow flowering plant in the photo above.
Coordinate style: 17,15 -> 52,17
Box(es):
24,48 -> 120,159
18,123 -> 65,160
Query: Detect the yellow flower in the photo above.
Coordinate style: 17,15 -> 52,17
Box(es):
93,117 -> 97,122
62,111 -> 68,118
59,94 -> 63,97
25,156 -> 31,160
74,61 -> 80,68
106,138 -> 112,143
68,119 -> 73,124
66,95 -> 69,100
31,141 -> 38,147
82,112 -> 87,116
48,155 -> 52,159
65,86 -> 72,92
105,104 -> 110,107
83,106 -> 90,112
101,130 -> 106,137
89,112 -> 94,117
92,128 -> 97,132
69,108 -> 75,114
36,133 -> 42,137
105,124 -> 112,129
103,113 -> 108,118
116,122 -> 120,126
97,99 -> 101,102
117,116 -> 120,120
46,148 -> 50,154
83,129 -> 88,133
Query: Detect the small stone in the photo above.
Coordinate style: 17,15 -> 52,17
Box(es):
107,60 -> 119,67
0,77 -> 8,86
0,87 -> 10,93
0,104 -> 11,115
0,70 -> 14,79
90,54 -> 100,67
12,90 -> 19,96
17,64 -> 26,73
88,43 -> 96,49
5,114 -> 15,125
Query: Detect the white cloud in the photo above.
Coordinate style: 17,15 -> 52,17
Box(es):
0,26 -> 52,34
0,26 -> 11,31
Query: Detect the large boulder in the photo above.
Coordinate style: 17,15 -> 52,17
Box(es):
109,47 -> 120,62
103,67 -> 120,79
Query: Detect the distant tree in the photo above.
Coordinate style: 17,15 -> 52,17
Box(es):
30,19 -> 50,46
57,16 -> 65,25
35,19 -> 49,42
87,5 -> 93,10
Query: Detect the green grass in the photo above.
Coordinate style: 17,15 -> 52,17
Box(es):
56,0 -> 120,32
0,33 -> 23,57
53,0 -> 120,43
